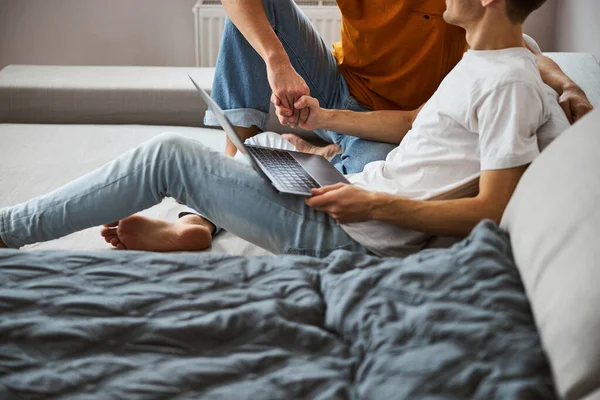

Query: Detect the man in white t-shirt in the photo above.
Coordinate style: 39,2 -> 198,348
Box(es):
0,0 -> 553,256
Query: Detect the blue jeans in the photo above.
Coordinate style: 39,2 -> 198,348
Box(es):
205,0 -> 396,175
0,133 -> 367,257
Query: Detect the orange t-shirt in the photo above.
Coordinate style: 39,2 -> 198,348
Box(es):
333,0 -> 467,111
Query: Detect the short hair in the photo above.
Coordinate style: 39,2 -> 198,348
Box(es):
505,0 -> 546,24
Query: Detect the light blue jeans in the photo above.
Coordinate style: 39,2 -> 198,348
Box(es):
205,0 -> 397,175
0,133 -> 367,257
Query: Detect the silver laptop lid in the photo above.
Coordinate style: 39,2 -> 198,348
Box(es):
188,75 -> 248,156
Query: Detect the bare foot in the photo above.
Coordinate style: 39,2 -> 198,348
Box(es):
226,126 -> 259,157
100,215 -> 214,252
282,134 -> 342,159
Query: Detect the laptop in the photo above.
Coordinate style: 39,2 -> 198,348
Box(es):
189,76 -> 350,196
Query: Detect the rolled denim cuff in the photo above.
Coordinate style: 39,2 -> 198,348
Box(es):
178,210 -> 222,237
204,108 -> 270,132
0,208 -> 18,249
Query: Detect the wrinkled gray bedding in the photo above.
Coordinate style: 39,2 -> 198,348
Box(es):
0,221 -> 554,399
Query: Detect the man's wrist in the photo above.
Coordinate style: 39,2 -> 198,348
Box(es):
561,81 -> 582,96
370,192 -> 401,221
265,50 -> 291,70
318,108 -> 335,131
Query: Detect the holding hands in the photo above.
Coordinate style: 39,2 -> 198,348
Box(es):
266,60 -> 310,127
273,94 -> 324,131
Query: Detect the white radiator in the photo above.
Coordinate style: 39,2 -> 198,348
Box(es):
193,0 -> 342,67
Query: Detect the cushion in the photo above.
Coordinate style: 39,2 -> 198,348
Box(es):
545,53 -> 600,107
501,108 -> 600,400
0,65 -> 214,127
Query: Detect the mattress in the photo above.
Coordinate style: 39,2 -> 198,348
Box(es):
0,123 -> 272,256
0,221 -> 555,399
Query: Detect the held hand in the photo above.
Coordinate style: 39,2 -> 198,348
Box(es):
267,59 -> 310,126
559,86 -> 594,124
274,94 -> 323,131
305,184 -> 378,224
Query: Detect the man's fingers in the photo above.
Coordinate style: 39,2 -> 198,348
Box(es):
299,107 -> 310,127
573,103 -> 594,122
559,99 -> 575,125
312,183 -> 346,196
286,95 -> 298,124
271,93 -> 281,106
307,184 -> 347,208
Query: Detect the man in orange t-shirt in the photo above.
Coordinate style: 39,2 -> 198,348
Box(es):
205,0 -> 592,174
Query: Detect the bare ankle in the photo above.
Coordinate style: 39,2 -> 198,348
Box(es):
0,238 -> 7,248
179,214 -> 216,235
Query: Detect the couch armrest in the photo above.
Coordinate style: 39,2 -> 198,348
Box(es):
0,65 -> 213,127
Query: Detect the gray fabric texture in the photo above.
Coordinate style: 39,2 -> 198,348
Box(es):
0,221 -> 554,399
0,65 -> 214,127
501,108 -> 600,400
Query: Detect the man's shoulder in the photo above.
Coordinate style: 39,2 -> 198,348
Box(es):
465,52 -> 546,102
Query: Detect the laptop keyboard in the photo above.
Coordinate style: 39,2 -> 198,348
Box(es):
247,146 -> 320,192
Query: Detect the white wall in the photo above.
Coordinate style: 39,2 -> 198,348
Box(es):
0,0 -> 197,69
524,0 -> 557,52
555,0 -> 600,60
2,0 -> 594,70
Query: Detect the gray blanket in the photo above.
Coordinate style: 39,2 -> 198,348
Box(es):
0,221 -> 554,399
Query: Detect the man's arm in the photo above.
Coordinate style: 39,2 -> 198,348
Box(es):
221,0 -> 309,123
306,166 -> 527,237
274,95 -> 423,144
523,38 -> 594,123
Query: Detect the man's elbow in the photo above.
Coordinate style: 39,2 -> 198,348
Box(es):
473,197 -> 509,226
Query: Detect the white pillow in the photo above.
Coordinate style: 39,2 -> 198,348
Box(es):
501,109 -> 600,400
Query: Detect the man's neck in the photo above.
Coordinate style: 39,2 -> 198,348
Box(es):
465,14 -> 524,51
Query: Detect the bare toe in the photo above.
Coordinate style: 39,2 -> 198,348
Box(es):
104,234 -> 118,244
103,222 -> 119,228
100,227 -> 116,237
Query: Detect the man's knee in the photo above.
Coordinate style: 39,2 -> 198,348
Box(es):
222,0 -> 295,34
149,132 -> 200,159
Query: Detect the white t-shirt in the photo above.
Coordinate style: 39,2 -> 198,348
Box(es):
342,48 -> 551,257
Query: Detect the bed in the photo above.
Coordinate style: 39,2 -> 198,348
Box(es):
0,221 -> 554,399
0,53 -> 599,399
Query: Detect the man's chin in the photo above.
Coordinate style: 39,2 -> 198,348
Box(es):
443,11 -> 458,26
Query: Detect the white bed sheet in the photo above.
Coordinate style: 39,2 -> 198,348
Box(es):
0,123 -> 272,255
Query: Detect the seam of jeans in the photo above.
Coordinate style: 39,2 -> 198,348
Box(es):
0,209 -> 16,248
273,27 -> 329,104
